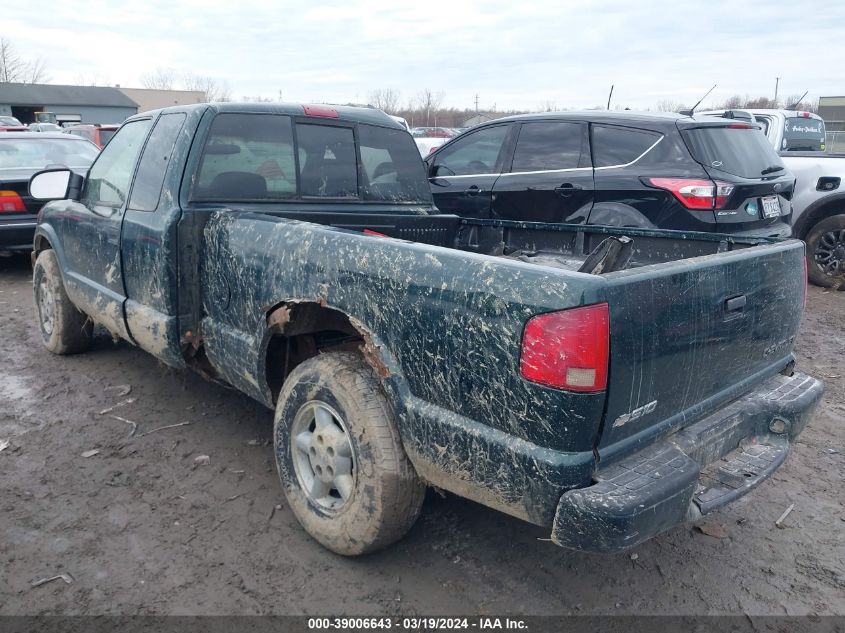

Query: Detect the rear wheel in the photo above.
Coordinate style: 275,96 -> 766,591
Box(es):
32,250 -> 92,354
805,214 -> 845,288
273,352 -> 425,555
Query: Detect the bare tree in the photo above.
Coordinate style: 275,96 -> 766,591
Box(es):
183,73 -> 231,102
656,100 -> 686,113
0,37 -> 48,83
416,89 -> 444,126
141,68 -> 176,90
369,88 -> 401,114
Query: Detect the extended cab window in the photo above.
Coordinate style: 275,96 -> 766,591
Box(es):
431,125 -> 509,176
592,125 -> 661,167
511,121 -> 583,172
129,113 -> 186,211
358,125 -> 431,203
296,124 -> 358,198
194,113 -> 296,201
82,119 -> 152,207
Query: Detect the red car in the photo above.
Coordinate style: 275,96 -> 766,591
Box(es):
63,123 -> 119,148
0,116 -> 29,132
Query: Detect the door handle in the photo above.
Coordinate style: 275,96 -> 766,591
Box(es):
725,294 -> 747,312
464,186 -> 481,196
554,183 -> 583,197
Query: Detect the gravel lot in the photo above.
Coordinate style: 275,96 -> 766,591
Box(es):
1,251 -> 843,616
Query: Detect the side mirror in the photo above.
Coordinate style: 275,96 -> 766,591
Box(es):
28,168 -> 84,201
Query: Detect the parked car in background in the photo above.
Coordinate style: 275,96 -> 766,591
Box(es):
29,123 -> 63,133
63,124 -> 119,148
0,132 -> 99,250
701,108 -> 845,287
0,116 -> 29,132
424,111 -> 794,238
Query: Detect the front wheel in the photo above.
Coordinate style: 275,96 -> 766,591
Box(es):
805,214 -> 845,288
273,352 -> 425,555
32,250 -> 93,354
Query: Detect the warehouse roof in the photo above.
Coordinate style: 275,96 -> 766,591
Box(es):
0,83 -> 138,108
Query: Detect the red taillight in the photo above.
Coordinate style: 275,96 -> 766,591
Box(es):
520,303 -> 609,392
428,145 -> 439,155
302,104 -> 339,118
647,177 -> 734,210
798,111 -> 811,118
728,123 -> 752,129
0,190 -> 25,212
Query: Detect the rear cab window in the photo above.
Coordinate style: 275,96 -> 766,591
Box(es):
592,125 -> 662,167
193,113 -> 297,200
681,125 -> 784,179
296,124 -> 358,198
782,116 -> 826,151
358,124 -> 431,203
192,112 -> 430,205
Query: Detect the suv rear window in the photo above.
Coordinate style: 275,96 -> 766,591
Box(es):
782,117 -> 826,152
681,126 -> 784,179
592,125 -> 661,167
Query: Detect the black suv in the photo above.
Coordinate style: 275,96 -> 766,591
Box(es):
424,111 -> 794,237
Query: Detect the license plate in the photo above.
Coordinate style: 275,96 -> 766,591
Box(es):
761,195 -> 781,218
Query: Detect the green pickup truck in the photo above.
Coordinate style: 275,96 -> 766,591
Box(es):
27,103 -> 823,555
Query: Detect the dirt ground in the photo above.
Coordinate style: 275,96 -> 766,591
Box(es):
0,251 -> 843,616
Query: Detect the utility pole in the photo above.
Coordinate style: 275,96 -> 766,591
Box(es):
474,93 -> 479,114
774,77 -> 780,105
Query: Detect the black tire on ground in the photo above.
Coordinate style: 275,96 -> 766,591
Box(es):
273,351 -> 425,555
805,214 -> 845,289
32,249 -> 93,354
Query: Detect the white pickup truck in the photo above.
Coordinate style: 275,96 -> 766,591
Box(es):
701,108 -> 844,287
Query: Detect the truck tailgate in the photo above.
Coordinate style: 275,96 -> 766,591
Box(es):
597,239 -> 805,457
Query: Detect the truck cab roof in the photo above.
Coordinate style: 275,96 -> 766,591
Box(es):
127,102 -> 405,130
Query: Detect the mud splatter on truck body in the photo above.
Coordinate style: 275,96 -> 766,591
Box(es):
31,102 -> 823,551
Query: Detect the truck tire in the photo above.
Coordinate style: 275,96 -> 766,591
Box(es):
273,351 -> 425,555
805,214 -> 845,289
32,249 -> 93,354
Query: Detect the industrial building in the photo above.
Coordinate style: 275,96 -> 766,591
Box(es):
0,83 -> 138,125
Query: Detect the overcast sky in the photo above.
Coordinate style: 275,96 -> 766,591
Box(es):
4,0 -> 845,111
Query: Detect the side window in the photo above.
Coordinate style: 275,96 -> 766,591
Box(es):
193,113 -> 296,200
296,124 -> 358,198
82,119 -> 152,207
128,113 -> 187,211
592,125 -> 661,168
510,121 -> 583,172
754,116 -> 771,136
432,125 -> 509,176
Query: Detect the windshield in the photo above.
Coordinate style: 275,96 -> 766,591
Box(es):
0,138 -> 99,170
0,116 -> 23,126
682,126 -> 785,179
782,117 -> 826,152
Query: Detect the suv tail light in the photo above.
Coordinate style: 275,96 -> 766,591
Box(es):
520,303 -> 609,392
0,190 -> 25,212
646,177 -> 734,210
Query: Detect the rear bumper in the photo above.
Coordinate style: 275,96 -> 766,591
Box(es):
0,219 -> 36,251
551,372 -> 823,552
